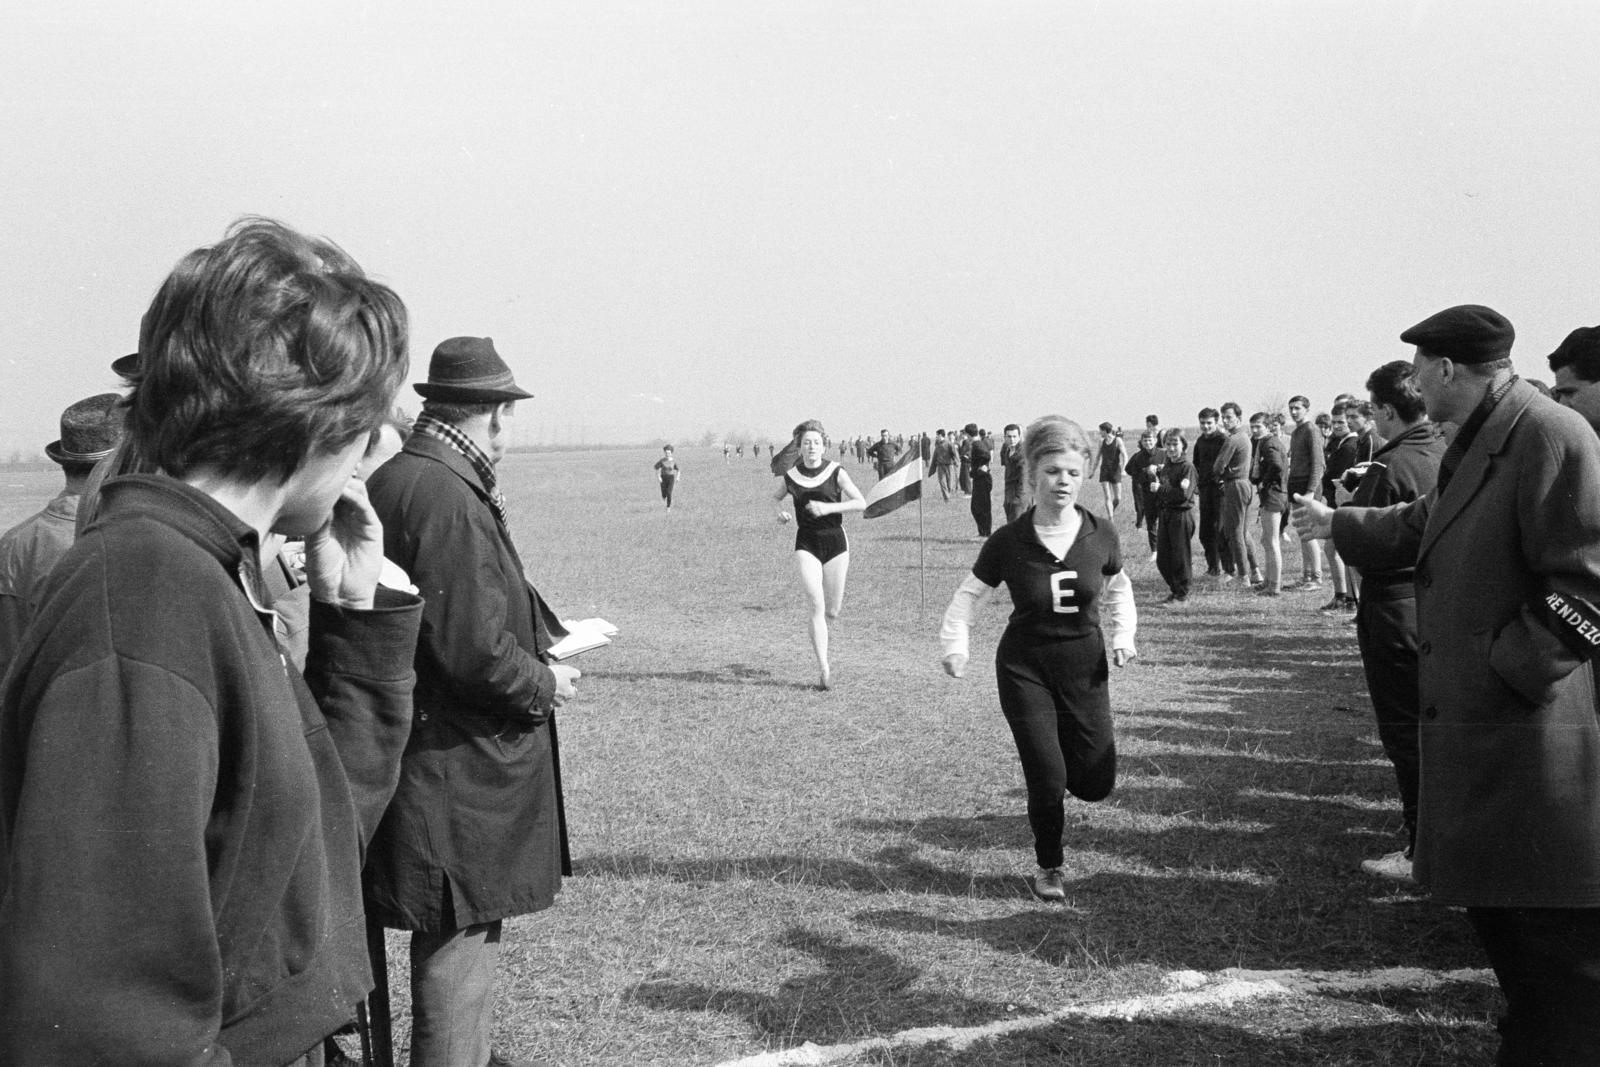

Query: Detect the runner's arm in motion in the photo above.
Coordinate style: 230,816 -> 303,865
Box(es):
938,572 -> 996,677
803,469 -> 868,519
1102,570 -> 1137,667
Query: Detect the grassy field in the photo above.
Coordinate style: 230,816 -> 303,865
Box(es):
1,449 -> 1499,1065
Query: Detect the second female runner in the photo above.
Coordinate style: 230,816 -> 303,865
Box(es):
775,420 -> 865,689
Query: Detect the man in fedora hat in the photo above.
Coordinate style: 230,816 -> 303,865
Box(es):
364,336 -> 579,1067
0,393 -> 122,673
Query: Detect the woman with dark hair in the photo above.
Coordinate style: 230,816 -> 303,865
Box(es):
939,415 -> 1136,901
0,218 -> 420,1067
1152,427 -> 1198,604
775,419 -> 865,689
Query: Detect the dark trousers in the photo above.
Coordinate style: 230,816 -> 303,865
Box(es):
1156,508 -> 1195,599
1197,486 -> 1222,573
659,476 -> 676,508
970,470 -> 993,537
1217,478 -> 1252,577
1003,492 -> 1025,525
1468,907 -> 1600,1066
936,464 -> 953,500
959,463 -> 972,495
1130,483 -> 1147,529
1355,591 -> 1420,849
996,635 -> 1116,870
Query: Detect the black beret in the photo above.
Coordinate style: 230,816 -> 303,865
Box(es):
1548,325 -> 1600,372
1399,304 -> 1514,364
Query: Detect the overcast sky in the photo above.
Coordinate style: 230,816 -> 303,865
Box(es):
3,1 -> 1597,456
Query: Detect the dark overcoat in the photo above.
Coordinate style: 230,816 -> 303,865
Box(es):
1335,380 -> 1600,907
364,434 -> 570,930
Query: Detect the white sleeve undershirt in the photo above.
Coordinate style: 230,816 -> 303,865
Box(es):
939,572 -> 994,661
1102,570 -> 1137,655
940,567 -> 1138,660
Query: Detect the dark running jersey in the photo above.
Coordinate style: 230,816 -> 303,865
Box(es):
784,461 -> 844,531
973,507 -> 1122,640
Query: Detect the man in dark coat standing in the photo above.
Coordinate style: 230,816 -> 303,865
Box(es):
1296,305 -> 1600,1065
366,337 -> 580,1067
1191,408 -> 1225,576
1346,361 -> 1445,884
964,422 -> 993,537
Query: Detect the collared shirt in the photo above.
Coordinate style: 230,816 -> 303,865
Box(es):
412,413 -> 509,528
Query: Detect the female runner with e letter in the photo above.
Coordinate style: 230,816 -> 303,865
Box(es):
776,420 -> 865,690
939,415 -> 1136,901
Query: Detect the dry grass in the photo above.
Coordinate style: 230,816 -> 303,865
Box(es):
1,451 -> 1499,1065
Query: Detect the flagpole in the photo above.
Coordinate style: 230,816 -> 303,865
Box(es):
918,460 -> 926,613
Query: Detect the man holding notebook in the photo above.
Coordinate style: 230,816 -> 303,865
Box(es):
364,337 -> 579,1067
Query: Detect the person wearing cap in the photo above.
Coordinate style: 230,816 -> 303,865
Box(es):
1295,304 -> 1600,1065
1548,324 -> 1600,434
363,337 -> 579,1067
0,218 -> 420,1067
965,422 -> 993,537
0,394 -> 122,674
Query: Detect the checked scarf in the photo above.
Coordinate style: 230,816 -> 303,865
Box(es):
412,412 -> 510,528
1435,375 -> 1517,497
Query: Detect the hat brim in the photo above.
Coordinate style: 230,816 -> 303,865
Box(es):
414,382 -> 535,402
111,352 -> 139,377
45,441 -> 116,466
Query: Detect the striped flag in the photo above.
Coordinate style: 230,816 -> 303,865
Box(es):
863,448 -> 924,519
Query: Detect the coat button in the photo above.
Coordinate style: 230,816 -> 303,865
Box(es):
1419,641 -> 1431,655
1424,706 -> 1438,720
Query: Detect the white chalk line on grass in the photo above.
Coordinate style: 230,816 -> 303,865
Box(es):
711,965 -> 1494,1067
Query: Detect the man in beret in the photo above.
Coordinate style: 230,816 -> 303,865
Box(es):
364,337 -> 580,1067
0,393 -> 122,674
1295,304 -> 1600,1064
1549,324 -> 1600,434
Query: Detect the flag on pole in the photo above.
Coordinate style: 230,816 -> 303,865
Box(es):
863,448 -> 924,519
769,438 -> 800,476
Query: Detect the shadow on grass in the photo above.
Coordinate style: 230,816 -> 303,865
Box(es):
599,663 -> 815,691
854,1010 -> 1497,1066
576,844 -> 1025,900
855,853 -> 1483,972
627,926 -> 1020,1044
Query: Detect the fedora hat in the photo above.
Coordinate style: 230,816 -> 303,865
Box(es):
414,336 -> 533,403
46,393 -> 124,466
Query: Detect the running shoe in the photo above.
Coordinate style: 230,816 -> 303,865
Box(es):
1033,867 -> 1067,901
1360,849 -> 1416,884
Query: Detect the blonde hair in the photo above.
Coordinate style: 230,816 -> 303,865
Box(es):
1022,415 -> 1092,483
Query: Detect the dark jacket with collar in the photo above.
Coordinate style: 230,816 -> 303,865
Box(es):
363,433 -> 571,931
1349,421 -> 1446,589
1335,380 -> 1600,906
0,474 -> 421,1067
